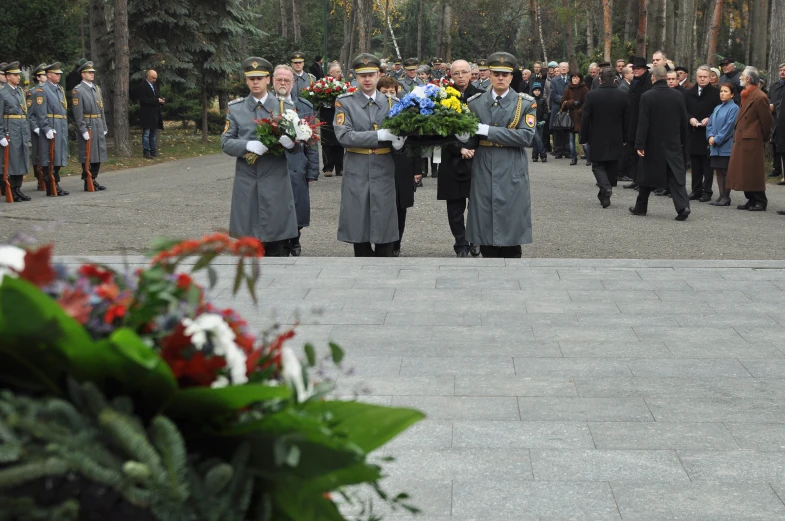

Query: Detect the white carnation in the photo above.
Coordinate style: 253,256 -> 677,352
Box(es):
294,122 -> 313,142
0,245 -> 26,284
182,313 -> 248,385
281,346 -> 312,402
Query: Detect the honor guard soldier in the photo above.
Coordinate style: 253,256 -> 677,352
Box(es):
398,58 -> 424,92
72,61 -> 108,191
290,51 -> 315,95
431,57 -> 445,80
27,64 -> 47,190
272,64 -> 320,257
222,57 -> 298,256
334,53 -> 406,257
390,58 -> 404,80
472,59 -> 491,90
0,64 -> 6,87
457,52 -> 536,258
33,62 -> 70,196
0,62 -> 32,201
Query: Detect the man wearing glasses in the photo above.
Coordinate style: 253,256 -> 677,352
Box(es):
221,57 -> 298,256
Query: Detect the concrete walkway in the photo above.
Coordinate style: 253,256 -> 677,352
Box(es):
62,255 -> 785,521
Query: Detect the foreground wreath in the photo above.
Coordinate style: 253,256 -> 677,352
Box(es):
0,235 -> 423,521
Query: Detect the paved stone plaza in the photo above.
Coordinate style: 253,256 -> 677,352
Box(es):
59,255 -> 785,520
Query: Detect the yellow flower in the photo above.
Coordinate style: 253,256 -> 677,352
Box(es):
440,97 -> 462,113
445,86 -> 460,98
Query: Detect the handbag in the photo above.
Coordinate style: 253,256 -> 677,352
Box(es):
553,110 -> 573,130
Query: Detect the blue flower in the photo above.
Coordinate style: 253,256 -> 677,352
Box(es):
419,108 -> 433,116
423,84 -> 438,98
419,98 -> 434,109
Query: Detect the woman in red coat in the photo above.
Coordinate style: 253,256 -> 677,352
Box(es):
726,67 -> 774,211
561,72 -> 589,165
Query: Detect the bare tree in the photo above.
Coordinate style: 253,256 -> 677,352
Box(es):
602,0 -> 612,61
705,0 -> 724,66
674,0 -> 695,67
770,0 -> 785,89
280,0 -> 288,37
624,0 -> 635,46
562,0 -> 577,70
586,6 -> 594,58
537,2 -> 548,62
530,0 -> 540,59
382,0 -> 389,55
636,0 -> 647,56
292,0 -> 301,42
89,0 -> 113,135
665,0 -> 675,57
340,0 -> 351,70
355,0 -> 371,53
113,0 -> 131,156
416,0 -> 424,59
443,2 -> 452,61
750,0 -> 767,67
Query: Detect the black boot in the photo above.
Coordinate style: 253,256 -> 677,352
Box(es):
570,157 -> 578,166
532,155 -> 539,162
13,188 -> 31,202
540,154 -> 547,163
56,184 -> 69,196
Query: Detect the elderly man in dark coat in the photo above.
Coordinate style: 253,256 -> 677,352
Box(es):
579,67 -> 629,208
137,69 -> 164,159
549,62 -> 570,158
727,67 -> 774,211
622,57 -> 653,190
630,66 -> 691,221
438,59 -> 484,257
684,65 -> 721,202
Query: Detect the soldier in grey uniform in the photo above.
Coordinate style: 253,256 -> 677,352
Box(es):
390,58 -> 404,80
334,53 -> 406,257
72,61 -> 108,191
26,64 -> 47,190
272,64 -> 320,257
458,52 -> 536,258
221,57 -> 298,256
290,51 -> 316,96
431,58 -> 446,80
472,59 -> 491,90
0,62 -> 32,201
398,58 -> 424,92
33,62 -> 70,196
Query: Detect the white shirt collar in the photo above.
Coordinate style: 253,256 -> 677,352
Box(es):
493,89 -> 511,99
82,80 -> 94,88
253,93 -> 268,105
364,91 -> 376,101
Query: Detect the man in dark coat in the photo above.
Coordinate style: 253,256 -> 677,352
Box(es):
630,66 -> 691,221
438,59 -> 484,257
622,57 -> 653,190
137,69 -> 164,159
777,101 -> 785,214
769,63 -> 785,179
684,65 -> 721,201
309,56 -> 324,80
719,58 -> 742,104
549,62 -> 570,158
579,68 -> 629,208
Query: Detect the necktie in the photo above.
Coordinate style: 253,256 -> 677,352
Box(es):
698,88 -> 702,96
257,101 -> 263,111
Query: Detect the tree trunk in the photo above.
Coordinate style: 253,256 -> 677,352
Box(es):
537,2 -> 548,63
674,0 -> 694,69
89,0 -> 112,135
586,7 -> 594,58
750,0 -> 768,68
201,80 -> 209,145
647,0 -> 659,51
356,0 -> 368,53
280,0 -> 288,37
113,0 -> 132,156
562,0 -> 577,70
624,0 -> 634,46
656,0 -> 666,52
770,0 -> 785,90
665,0 -> 675,56
218,92 -> 229,114
417,0 -> 424,59
530,0 -> 540,59
602,0 -> 612,61
348,0 -> 357,61
382,0 -> 389,55
636,0 -> 647,56
436,0 -> 446,58
706,0 -> 723,66
292,0 -> 301,42
340,0 -> 352,71
742,0 -> 751,65
443,2 -> 452,61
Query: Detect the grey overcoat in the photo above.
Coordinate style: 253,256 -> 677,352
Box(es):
398,76 -> 424,92
333,90 -> 399,245
222,94 -> 298,243
25,87 -> 41,165
465,90 -> 536,247
1,84 -> 31,176
33,82 -> 69,167
280,95 -> 320,228
72,81 -> 108,163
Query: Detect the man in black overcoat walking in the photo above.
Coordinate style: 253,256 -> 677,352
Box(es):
437,59 -> 484,257
630,66 -> 691,221
137,69 -> 164,159
622,57 -> 652,190
684,65 -> 721,201
579,68 -> 629,208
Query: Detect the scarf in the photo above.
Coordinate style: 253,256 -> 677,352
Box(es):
740,84 -> 758,106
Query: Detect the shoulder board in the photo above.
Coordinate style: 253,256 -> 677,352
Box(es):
36,88 -> 44,93
228,98 -> 244,105
519,92 -> 534,101
466,92 -> 484,103
336,92 -> 353,99
297,97 -> 313,108
72,88 -> 80,95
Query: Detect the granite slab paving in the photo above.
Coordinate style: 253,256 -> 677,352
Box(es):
67,257 -> 785,520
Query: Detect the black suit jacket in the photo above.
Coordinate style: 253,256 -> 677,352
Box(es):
309,62 -> 324,80
683,83 -> 721,155
579,84 -> 630,162
137,80 -> 163,130
628,70 -> 652,141
437,83 -> 485,200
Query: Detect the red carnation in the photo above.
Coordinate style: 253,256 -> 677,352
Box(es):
19,245 -> 57,288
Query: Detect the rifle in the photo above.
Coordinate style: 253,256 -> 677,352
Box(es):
84,127 -> 95,192
3,134 -> 12,203
49,136 -> 57,197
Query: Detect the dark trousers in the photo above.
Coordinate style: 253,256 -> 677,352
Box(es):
592,160 -> 619,193
743,191 -> 768,207
263,239 -> 291,257
626,143 -> 641,182
480,245 -> 522,258
322,144 -> 344,173
353,242 -> 394,257
636,167 -> 690,213
618,142 -> 632,177
552,129 -> 569,156
8,175 -> 23,188
690,154 -> 713,195
81,162 -> 101,180
774,150 -> 784,177
446,198 -> 470,254
394,207 -> 407,250
542,120 -> 552,152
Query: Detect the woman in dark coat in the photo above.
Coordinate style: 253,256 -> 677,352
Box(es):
318,61 -> 345,177
726,67 -> 773,211
561,72 -> 589,165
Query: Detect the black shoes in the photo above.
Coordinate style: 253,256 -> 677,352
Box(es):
456,249 -> 469,258
737,201 -> 752,210
777,210 -> 785,215
56,184 -> 69,196
540,154 -> 547,163
470,245 -> 481,257
747,203 -> 766,211
84,180 -> 107,191
711,197 -> 731,206
12,188 -> 31,202
336,171 -> 343,177
654,189 -> 669,196
532,156 -> 539,162
675,208 -> 691,221
629,205 -> 647,216
392,247 -> 401,257
597,191 -> 611,208
688,192 -> 701,200
618,176 -> 632,182
698,194 -> 712,202
569,157 -> 578,166
768,171 -> 781,178
144,152 -> 153,160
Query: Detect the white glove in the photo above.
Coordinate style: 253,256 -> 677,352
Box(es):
279,135 -> 295,150
246,140 -> 267,156
104,131 -> 108,136
0,137 -> 7,147
376,129 -> 398,142
455,132 -> 470,142
33,128 -> 40,135
476,124 -> 490,136
391,136 -> 407,151
82,132 -> 90,141
46,129 -> 55,140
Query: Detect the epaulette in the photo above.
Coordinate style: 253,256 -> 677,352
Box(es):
336,92 -> 353,99
36,88 -> 43,93
72,85 -> 81,93
466,92 -> 483,103
519,92 -> 535,101
228,98 -> 244,105
297,97 -> 313,109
